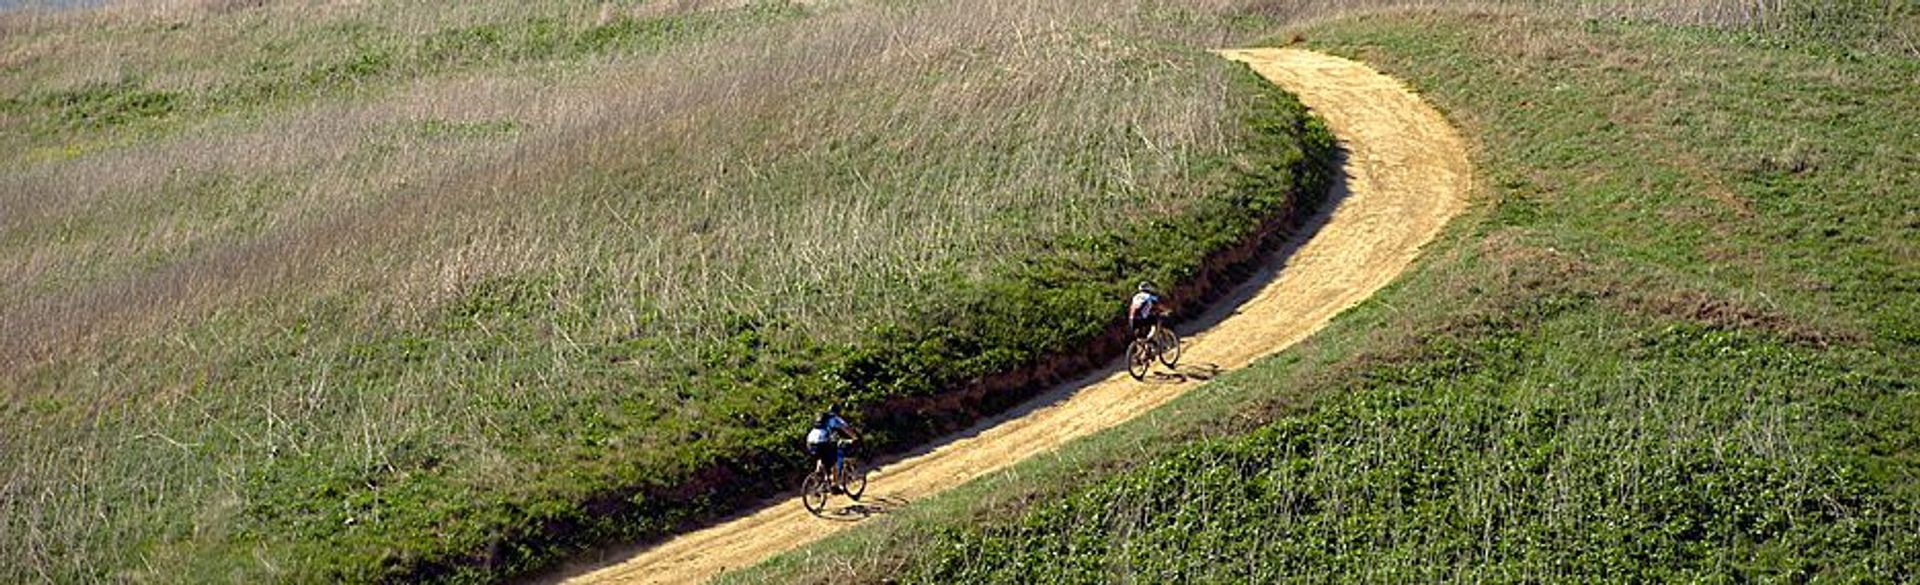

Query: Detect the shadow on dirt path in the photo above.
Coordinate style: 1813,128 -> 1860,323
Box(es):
812,494 -> 912,523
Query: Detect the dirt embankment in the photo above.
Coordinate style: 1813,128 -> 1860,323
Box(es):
552,48 -> 1472,585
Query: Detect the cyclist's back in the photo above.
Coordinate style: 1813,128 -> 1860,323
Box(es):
805,405 -> 857,469
805,413 -> 844,446
1128,282 -> 1164,339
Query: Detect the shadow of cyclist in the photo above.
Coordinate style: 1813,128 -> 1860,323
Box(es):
816,493 -> 912,522
1141,362 -> 1223,385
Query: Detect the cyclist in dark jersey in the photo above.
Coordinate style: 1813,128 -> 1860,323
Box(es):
1129,281 -> 1167,341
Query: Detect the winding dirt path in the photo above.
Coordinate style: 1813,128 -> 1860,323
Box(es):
554,48 -> 1470,585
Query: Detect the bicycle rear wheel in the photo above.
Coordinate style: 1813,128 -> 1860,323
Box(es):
1126,339 -> 1152,380
800,471 -> 829,514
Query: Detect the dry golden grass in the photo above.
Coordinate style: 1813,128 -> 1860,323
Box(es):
1,0 -> 1278,370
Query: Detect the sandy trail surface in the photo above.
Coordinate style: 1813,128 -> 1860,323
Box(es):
555,48 -> 1470,585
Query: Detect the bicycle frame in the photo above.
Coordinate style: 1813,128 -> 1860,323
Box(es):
830,440 -> 856,487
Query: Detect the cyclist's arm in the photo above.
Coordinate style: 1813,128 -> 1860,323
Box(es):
832,416 -> 860,441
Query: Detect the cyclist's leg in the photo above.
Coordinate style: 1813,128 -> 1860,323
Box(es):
809,442 -> 830,477
830,442 -> 846,490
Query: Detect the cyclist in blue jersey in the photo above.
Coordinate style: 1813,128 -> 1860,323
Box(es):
806,404 -> 861,493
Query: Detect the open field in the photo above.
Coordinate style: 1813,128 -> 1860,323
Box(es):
3,0 -> 1912,583
3,0 -> 1335,581
728,4 -> 1917,583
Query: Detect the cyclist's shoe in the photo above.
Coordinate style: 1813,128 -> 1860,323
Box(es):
830,486 -> 845,495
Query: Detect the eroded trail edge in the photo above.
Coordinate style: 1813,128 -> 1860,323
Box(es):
560,48 -> 1471,585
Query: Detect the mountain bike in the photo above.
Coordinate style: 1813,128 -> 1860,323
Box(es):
1126,323 -> 1181,380
800,439 -> 866,515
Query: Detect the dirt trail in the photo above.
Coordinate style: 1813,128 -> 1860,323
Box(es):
555,48 -> 1470,585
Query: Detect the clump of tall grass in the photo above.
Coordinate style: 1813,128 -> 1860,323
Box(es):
1,0 -> 1240,369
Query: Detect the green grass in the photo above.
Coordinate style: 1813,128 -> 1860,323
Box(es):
726,7 -> 1917,583
898,322 -> 1912,581
0,1 -> 1335,582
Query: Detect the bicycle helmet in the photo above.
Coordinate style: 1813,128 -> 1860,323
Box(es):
1138,281 -> 1154,293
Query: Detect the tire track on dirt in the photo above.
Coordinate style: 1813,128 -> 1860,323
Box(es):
551,48 -> 1471,585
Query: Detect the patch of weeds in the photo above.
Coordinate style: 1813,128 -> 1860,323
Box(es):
30,79 -> 181,130
298,45 -> 397,91
411,118 -> 524,140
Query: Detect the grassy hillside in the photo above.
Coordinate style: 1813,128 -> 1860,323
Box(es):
730,6 -> 1917,583
1,0 -> 1340,582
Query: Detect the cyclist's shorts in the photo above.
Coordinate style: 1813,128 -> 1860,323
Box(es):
1130,314 -> 1162,338
806,441 -> 837,465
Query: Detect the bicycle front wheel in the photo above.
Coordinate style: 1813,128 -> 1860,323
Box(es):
843,461 -> 867,501
1154,328 -> 1181,367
